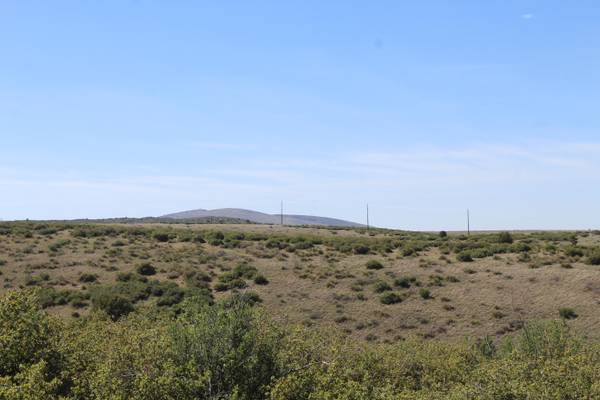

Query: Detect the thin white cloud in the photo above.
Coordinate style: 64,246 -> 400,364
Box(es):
521,13 -> 534,20
3,141 -> 600,188
2,140 -> 600,227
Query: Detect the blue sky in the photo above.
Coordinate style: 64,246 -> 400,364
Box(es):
1,1 -> 600,230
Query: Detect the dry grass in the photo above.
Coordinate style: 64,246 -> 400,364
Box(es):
1,222 -> 599,342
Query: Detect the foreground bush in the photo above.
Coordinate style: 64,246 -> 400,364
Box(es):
0,290 -> 61,377
1,290 -> 600,399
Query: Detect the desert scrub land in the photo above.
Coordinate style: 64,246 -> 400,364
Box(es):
2,222 -> 600,398
1,221 -> 600,343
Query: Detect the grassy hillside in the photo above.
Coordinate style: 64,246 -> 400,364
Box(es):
2,221 -> 600,398
1,221 -> 600,342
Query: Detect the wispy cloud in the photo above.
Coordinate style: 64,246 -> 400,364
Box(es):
2,140 -> 600,228
521,13 -> 534,20
343,141 -> 600,186
3,140 -> 600,190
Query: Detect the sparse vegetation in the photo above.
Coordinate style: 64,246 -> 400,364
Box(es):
0,220 -> 599,347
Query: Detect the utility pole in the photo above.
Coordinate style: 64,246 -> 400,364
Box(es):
366,203 -> 370,231
467,209 -> 470,236
280,201 -> 283,225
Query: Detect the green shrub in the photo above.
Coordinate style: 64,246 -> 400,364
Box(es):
214,282 -> 230,292
116,272 -> 135,282
564,245 -> 585,257
379,292 -> 402,305
470,247 -> 492,258
225,291 -> 263,307
586,249 -> 600,265
559,307 -> 578,320
156,283 -> 185,306
24,274 -> 42,286
136,262 -> 156,276
184,271 -> 212,289
193,234 -> 206,243
254,275 -> 269,285
90,281 -> 151,307
498,231 -> 513,243
439,231 -> 447,238
48,239 -> 70,253
419,288 -> 432,299
512,242 -> 531,253
266,238 -> 285,249
0,290 -> 58,377
37,288 -> 88,308
218,264 -> 259,291
457,252 -> 473,262
170,297 -> 277,398
79,273 -> 98,283
401,247 -> 415,257
229,278 -> 248,289
394,277 -> 412,288
206,231 -> 225,244
92,292 -> 134,320
292,241 -> 313,250
353,245 -> 370,255
365,260 -> 384,270
428,275 -> 445,287
373,281 -> 392,293
69,291 -> 90,308
152,231 -> 171,242
233,263 -> 259,279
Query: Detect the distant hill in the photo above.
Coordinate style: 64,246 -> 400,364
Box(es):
161,208 -> 363,227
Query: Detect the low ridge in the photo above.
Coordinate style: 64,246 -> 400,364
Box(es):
161,207 -> 363,227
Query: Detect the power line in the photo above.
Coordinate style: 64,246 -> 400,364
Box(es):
467,209 -> 470,236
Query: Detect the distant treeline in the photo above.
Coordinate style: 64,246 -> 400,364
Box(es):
6,216 -> 257,225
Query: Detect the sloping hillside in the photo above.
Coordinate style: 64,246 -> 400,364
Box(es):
161,208 -> 363,227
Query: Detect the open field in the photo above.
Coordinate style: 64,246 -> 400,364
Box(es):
2,221 -> 600,342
